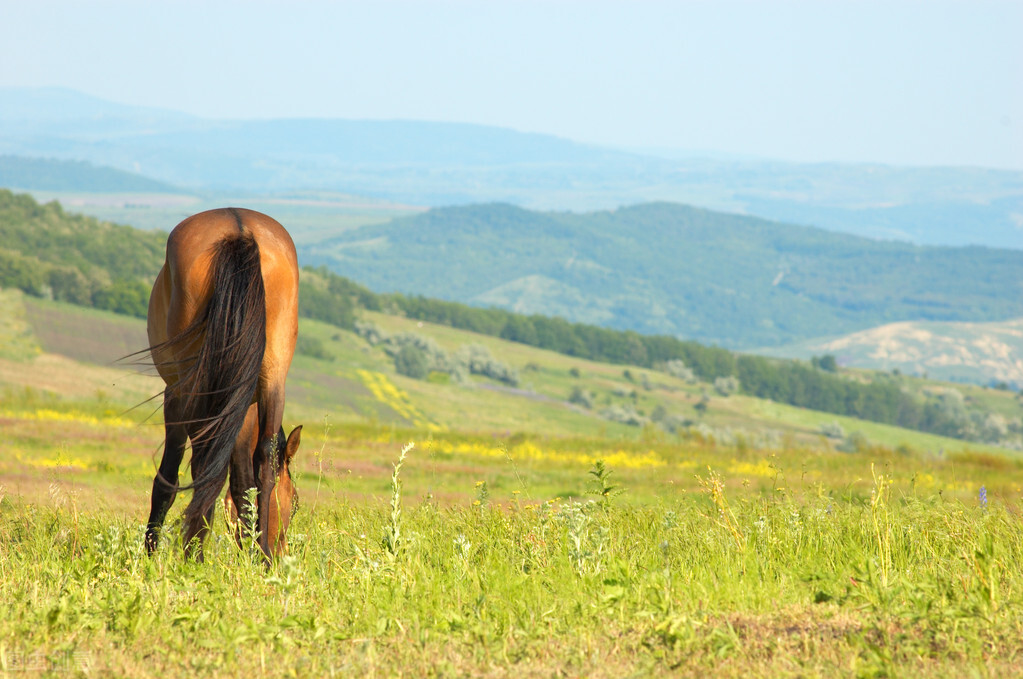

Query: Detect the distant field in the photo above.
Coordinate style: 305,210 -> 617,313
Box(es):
24,297 -> 149,366
19,190 -> 422,243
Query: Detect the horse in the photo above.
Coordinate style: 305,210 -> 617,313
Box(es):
143,207 -> 302,562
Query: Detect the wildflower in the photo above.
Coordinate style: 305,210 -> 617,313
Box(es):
979,486 -> 988,512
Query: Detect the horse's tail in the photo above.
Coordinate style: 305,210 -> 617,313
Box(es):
163,233 -> 266,518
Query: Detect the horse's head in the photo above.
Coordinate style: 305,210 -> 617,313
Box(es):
267,425 -> 302,556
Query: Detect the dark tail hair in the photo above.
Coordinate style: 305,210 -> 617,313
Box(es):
155,233 -> 266,518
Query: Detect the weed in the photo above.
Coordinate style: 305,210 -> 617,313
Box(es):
473,480 -> 489,511
556,499 -> 609,575
587,459 -> 623,507
240,486 -> 261,561
697,467 -> 746,556
869,463 -> 893,587
382,441 -> 414,561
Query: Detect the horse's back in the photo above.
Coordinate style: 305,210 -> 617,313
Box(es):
148,208 -> 299,388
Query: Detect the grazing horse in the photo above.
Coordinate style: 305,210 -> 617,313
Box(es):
144,208 -> 302,561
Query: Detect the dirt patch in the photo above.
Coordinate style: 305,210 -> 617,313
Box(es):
477,383 -> 562,403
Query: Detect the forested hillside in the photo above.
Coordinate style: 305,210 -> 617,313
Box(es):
302,202 -> 1023,349
0,189 -> 164,316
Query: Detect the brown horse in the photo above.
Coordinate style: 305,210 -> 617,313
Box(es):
143,208 -> 302,561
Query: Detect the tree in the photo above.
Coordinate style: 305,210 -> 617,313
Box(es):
394,345 -> 429,380
92,279 -> 149,318
812,354 -> 839,372
500,315 -> 539,345
714,375 -> 739,397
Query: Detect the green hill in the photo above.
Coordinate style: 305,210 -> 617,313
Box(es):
3,287 -> 1020,457
0,189 -> 165,316
302,202 -> 1023,349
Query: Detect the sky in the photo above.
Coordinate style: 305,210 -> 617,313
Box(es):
2,0 -> 1021,170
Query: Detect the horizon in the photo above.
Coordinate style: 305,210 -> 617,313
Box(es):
1,1 -> 1020,171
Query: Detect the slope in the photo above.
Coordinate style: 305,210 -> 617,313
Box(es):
4,287 -> 1019,459
303,202 -> 1023,348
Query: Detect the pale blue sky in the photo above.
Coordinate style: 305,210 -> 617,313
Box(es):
2,0 -> 1020,169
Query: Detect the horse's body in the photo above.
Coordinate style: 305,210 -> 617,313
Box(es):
144,208 -> 301,560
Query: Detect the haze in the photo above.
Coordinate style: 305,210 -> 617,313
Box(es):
1,0 -> 1021,170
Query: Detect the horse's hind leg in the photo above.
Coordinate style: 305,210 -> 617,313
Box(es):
182,451 -> 229,563
227,404 -> 259,547
145,396 -> 187,554
254,386 -> 287,558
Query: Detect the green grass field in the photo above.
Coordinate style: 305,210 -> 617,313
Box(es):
2,289 -> 1023,676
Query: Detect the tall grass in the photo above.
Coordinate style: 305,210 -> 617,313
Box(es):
1,443 -> 1021,677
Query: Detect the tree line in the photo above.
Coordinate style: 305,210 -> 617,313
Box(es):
300,266 -> 966,438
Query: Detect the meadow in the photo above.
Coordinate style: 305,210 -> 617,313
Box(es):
2,290 -> 1023,676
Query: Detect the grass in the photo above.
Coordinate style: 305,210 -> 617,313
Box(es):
4,293 -> 1023,675
2,441 -> 1023,677
0,289 -> 42,361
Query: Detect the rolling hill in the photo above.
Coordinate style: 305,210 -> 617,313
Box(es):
302,201 -> 1023,349
3,286 -> 1020,458
5,187 -> 1023,392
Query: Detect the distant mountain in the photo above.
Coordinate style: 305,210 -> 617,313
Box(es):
760,318 -> 1023,389
0,87 -> 639,195
3,87 -> 1023,249
0,87 -> 195,137
301,202 -> 1023,350
0,155 -> 182,193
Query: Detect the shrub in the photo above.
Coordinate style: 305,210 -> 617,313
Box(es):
395,345 -> 429,380
661,359 -> 695,383
569,386 -> 594,409
91,279 -> 150,318
354,320 -> 387,345
296,334 -> 333,361
811,354 -> 839,372
819,421 -> 846,440
600,405 -> 648,427
455,344 -> 519,386
837,430 -> 870,453
714,375 -> 739,397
